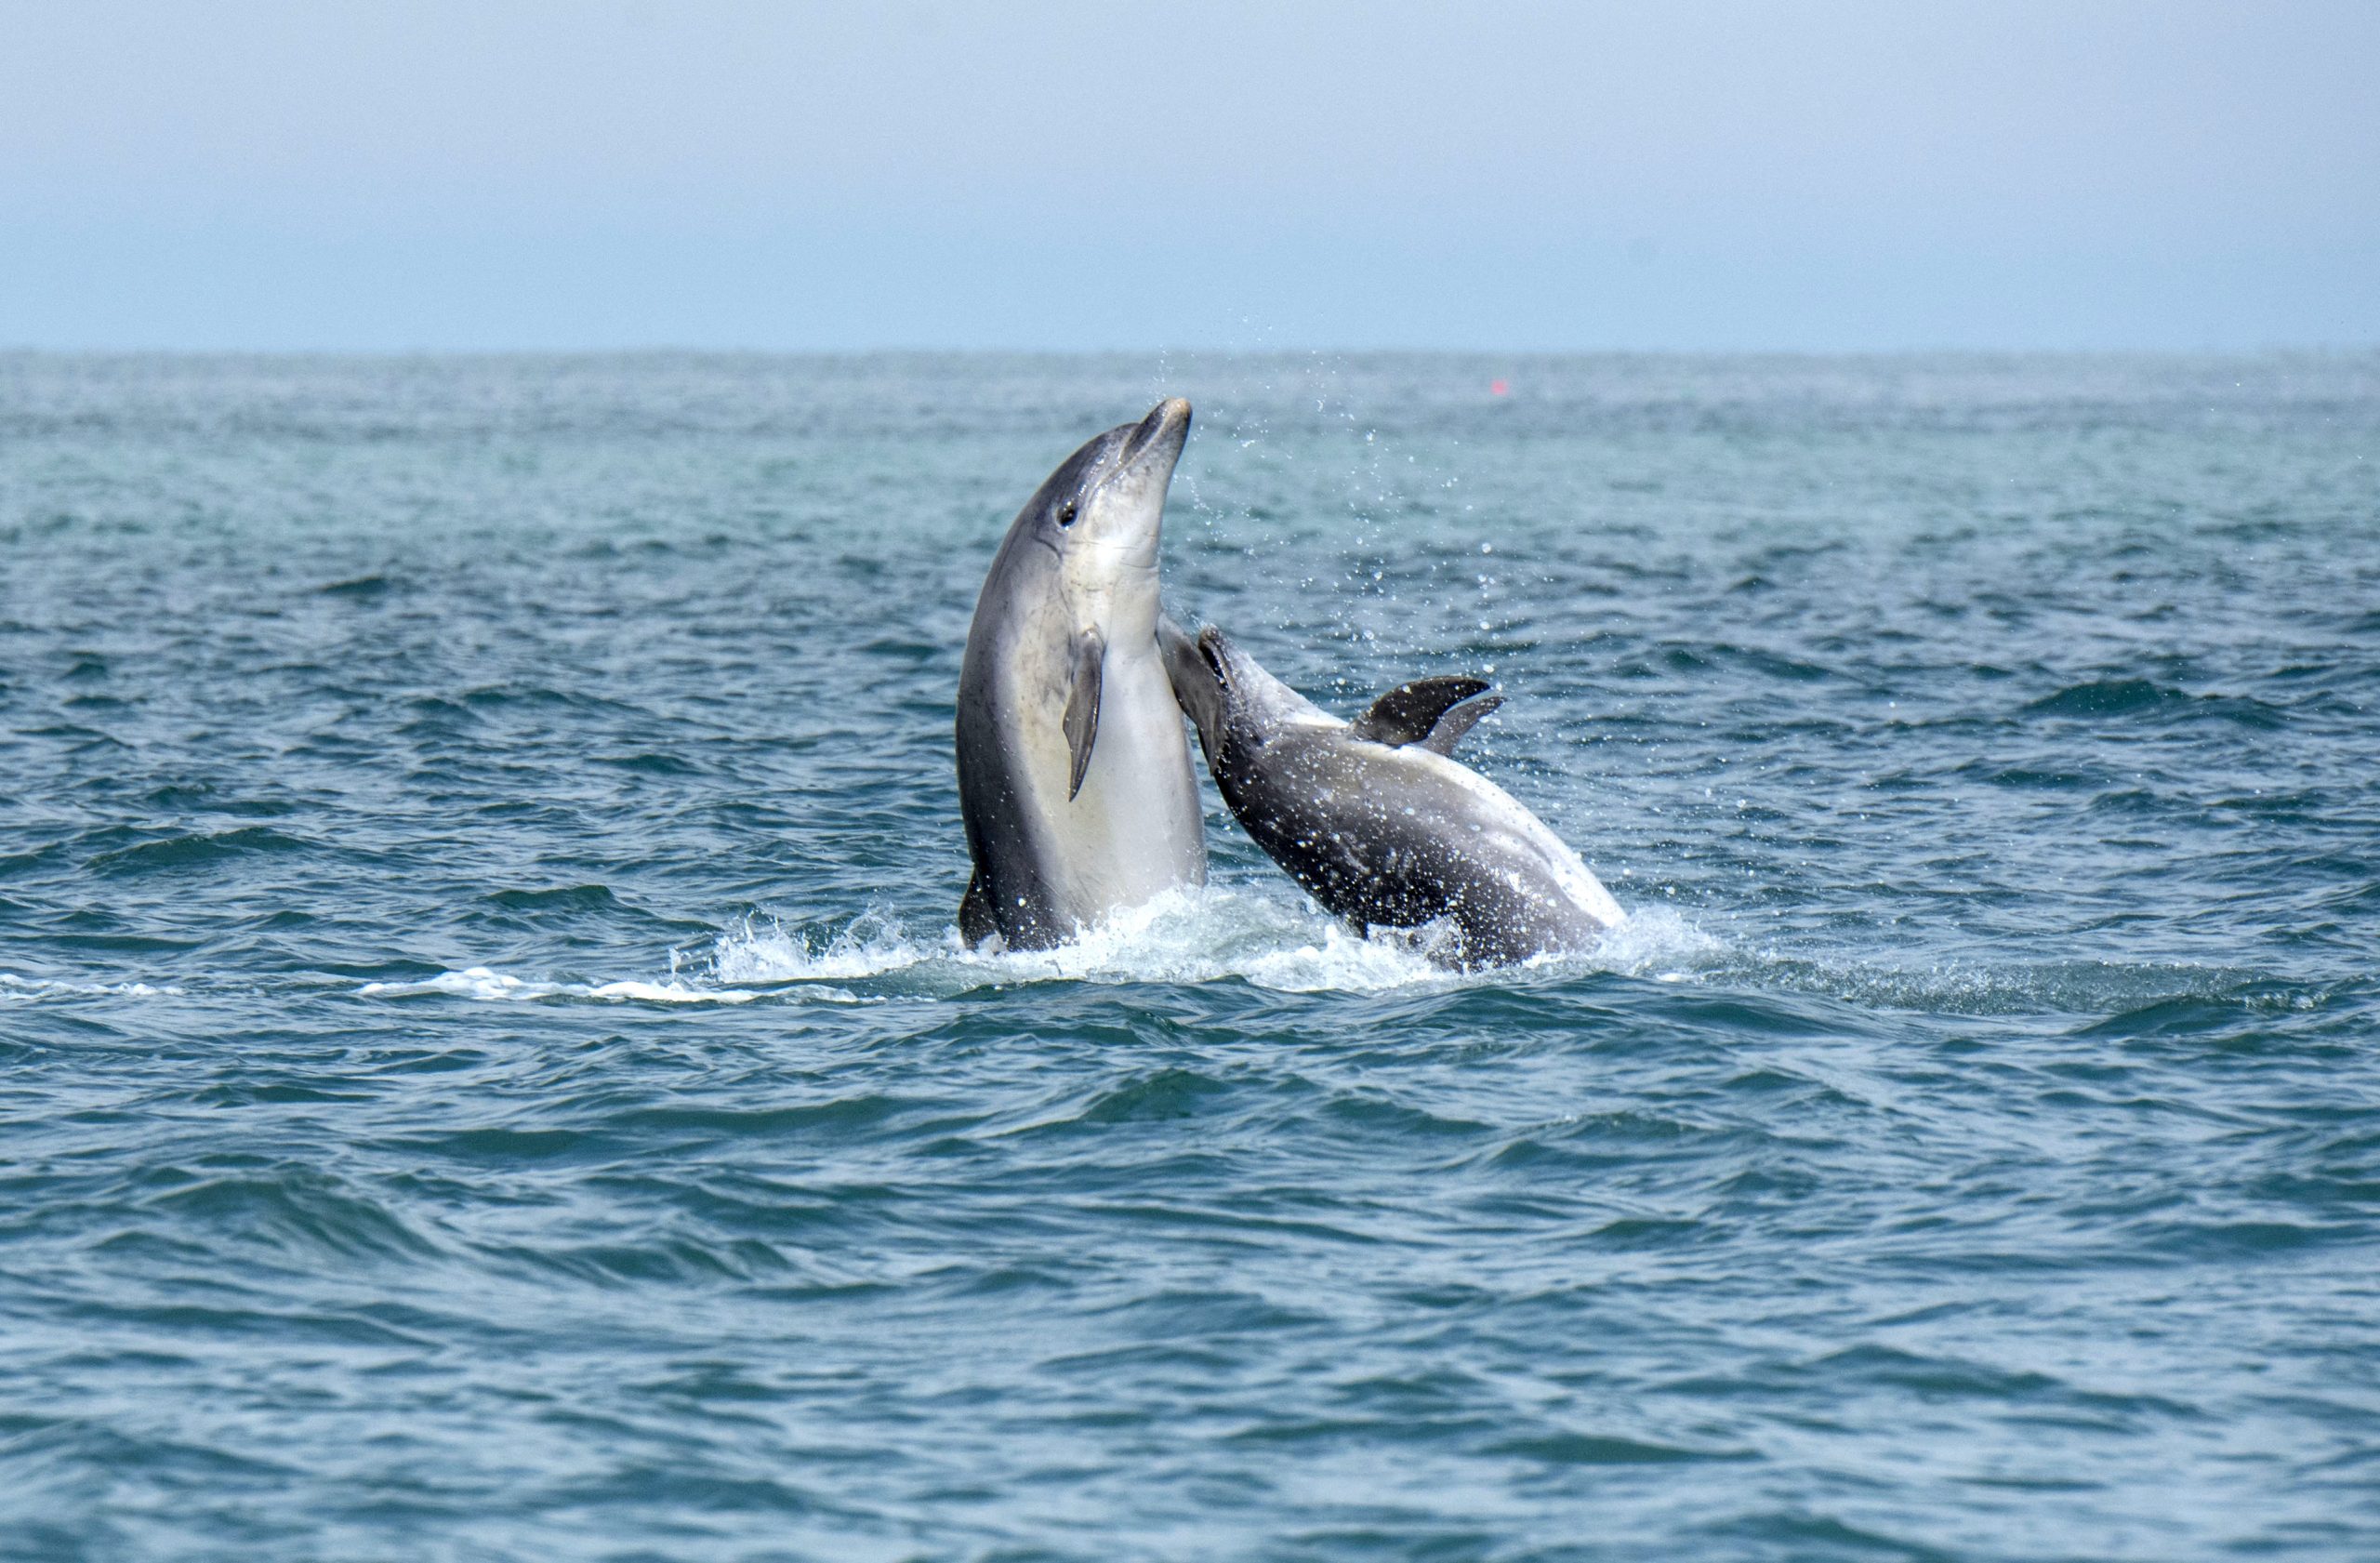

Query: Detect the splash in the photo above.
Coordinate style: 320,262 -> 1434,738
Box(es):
705,884 -> 1705,999
1584,905 -> 1729,982
710,886 -> 1449,996
23,909 -> 2239,1021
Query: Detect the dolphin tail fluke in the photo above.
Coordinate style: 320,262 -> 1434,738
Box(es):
1413,692 -> 1502,755
959,870 -> 998,947
1351,676 -> 1501,753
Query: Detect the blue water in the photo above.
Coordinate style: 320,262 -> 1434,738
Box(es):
3,351 -> 2376,1561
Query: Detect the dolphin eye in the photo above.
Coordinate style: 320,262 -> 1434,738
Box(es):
1056,500 -> 1079,528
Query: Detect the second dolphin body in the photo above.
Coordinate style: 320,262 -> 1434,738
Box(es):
956,400 -> 1206,950
1161,622 -> 1623,968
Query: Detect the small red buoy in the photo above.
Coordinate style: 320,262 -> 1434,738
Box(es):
1489,378 -> 1511,397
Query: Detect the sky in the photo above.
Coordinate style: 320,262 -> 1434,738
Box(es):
4,0 -> 2375,352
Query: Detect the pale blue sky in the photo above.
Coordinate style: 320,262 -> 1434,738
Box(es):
5,0 -> 2374,351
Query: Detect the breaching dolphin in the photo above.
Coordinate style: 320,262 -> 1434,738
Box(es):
955,400 -> 1207,949
1160,621 -> 1624,968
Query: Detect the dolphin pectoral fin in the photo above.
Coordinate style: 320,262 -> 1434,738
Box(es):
1062,629 -> 1105,801
1350,676 -> 1496,748
1414,692 -> 1503,756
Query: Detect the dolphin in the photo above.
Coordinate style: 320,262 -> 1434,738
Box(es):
955,400 -> 1207,950
1159,621 -> 1624,968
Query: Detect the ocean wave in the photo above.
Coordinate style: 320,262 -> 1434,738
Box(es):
87,828 -> 319,876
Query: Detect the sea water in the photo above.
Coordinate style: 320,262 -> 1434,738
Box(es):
1,351 -> 2375,1560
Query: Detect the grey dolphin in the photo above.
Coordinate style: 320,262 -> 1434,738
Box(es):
956,400 -> 1207,950
1160,621 -> 1624,968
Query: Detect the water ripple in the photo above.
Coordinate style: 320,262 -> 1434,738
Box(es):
1,352 -> 2375,1560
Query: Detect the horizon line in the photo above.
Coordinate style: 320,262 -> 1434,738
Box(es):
7,342 -> 2378,362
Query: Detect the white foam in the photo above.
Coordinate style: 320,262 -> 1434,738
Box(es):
342,894 -> 1739,1010
586,979 -> 760,1005
357,966 -> 762,1006
705,886 -> 1435,995
0,972 -> 186,1000
705,884 -> 1691,998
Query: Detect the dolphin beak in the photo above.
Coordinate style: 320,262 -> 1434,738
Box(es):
1119,397 -> 1192,477
1157,609 -> 1227,737
1085,399 -> 1191,565
1157,615 -> 1205,695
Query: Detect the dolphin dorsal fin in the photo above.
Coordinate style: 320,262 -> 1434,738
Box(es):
1350,676 -> 1502,755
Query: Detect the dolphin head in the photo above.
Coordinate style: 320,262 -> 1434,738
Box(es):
1012,400 -> 1191,629
1159,618 -> 1331,762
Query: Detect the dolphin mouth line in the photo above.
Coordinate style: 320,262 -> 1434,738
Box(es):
1194,625 -> 1232,684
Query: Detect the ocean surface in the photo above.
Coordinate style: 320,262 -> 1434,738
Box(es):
2,351 -> 2375,1561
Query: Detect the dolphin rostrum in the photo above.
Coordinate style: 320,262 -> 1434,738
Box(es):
955,400 -> 1207,949
1160,621 -> 1624,968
